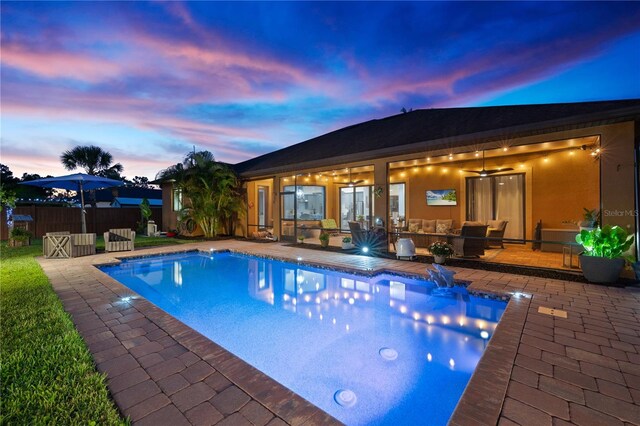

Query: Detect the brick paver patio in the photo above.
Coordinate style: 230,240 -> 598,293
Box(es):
38,240 -> 640,425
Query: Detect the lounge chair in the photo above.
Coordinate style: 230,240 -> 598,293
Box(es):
450,222 -> 488,257
104,229 -> 135,252
320,218 -> 340,236
486,220 -> 508,248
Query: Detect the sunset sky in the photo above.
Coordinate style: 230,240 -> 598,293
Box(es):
2,1 -> 639,180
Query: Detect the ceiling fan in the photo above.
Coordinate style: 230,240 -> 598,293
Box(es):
337,168 -> 365,187
463,150 -> 513,177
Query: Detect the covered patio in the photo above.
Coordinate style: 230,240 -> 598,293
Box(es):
235,101 -> 639,278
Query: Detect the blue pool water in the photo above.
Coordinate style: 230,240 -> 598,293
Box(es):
99,251 -> 506,425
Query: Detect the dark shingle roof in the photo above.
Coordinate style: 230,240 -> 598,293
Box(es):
234,99 -> 640,177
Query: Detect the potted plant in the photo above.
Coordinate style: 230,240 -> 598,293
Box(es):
356,215 -> 365,225
576,225 -> 634,283
428,240 -> 454,264
9,227 -> 32,247
341,236 -> 354,250
579,208 -> 600,231
319,231 -> 330,248
297,235 -> 305,244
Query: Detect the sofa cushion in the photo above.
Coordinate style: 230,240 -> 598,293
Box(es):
422,219 -> 436,233
436,219 -> 453,233
408,222 -> 420,233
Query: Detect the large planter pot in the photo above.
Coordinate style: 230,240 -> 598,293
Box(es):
320,240 -> 329,248
579,255 -> 625,283
434,255 -> 446,264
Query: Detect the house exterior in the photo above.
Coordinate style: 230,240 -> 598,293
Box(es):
160,99 -> 640,259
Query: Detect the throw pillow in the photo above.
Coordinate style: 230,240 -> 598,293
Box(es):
436,223 -> 449,234
408,223 -> 420,233
108,232 -> 130,242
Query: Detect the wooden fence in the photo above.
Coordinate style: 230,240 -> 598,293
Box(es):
1,205 -> 162,240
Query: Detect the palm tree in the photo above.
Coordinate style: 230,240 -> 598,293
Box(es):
156,151 -> 245,237
60,145 -> 123,178
60,145 -> 124,209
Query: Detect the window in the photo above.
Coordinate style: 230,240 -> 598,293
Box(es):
282,185 -> 325,220
173,188 -> 183,212
389,183 -> 406,221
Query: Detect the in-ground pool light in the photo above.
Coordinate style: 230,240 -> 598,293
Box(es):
361,246 -> 369,254
334,389 -> 357,407
379,347 -> 398,361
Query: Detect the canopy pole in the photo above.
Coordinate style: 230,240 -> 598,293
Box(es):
79,181 -> 87,234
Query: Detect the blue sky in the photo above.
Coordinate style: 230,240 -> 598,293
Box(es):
1,1 -> 639,179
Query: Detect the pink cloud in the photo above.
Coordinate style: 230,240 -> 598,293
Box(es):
1,42 -> 122,83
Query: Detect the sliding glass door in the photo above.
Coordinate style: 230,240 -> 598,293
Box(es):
467,174 -> 525,241
340,186 -> 373,231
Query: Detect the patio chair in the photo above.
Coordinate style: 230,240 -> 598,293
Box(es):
450,222 -> 488,258
104,229 -> 135,252
348,221 -> 388,254
486,220 -> 508,248
320,218 -> 340,236
348,221 -> 367,246
44,231 -> 96,258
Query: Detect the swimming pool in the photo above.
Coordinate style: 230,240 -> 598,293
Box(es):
99,251 -> 506,425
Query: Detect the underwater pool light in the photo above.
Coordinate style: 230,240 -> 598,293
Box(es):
362,246 -> 369,254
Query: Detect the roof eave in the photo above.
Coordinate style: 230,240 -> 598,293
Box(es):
238,107 -> 640,178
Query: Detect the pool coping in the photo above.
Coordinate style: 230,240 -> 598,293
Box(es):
39,243 -> 526,425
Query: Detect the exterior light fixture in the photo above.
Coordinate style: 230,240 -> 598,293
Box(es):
362,246 -> 369,254
448,154 -> 453,160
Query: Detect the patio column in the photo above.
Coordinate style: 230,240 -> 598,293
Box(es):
372,158 -> 389,227
273,177 -> 282,237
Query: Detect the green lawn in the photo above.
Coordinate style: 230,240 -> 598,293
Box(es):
0,235 -> 195,424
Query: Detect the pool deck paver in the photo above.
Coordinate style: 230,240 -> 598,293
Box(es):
37,240 -> 640,426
